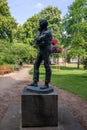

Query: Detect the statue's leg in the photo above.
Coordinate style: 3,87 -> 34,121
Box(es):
33,52 -> 42,83
43,52 -> 51,87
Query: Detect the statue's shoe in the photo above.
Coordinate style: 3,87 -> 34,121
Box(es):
40,85 -> 49,89
28,82 -> 38,87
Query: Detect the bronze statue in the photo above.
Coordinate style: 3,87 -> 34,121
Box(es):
30,18 -> 52,89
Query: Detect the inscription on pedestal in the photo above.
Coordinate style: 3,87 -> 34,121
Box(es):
21,86 -> 58,127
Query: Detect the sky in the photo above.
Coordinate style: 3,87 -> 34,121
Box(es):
7,0 -> 74,25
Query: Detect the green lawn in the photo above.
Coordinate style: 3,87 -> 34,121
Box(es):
30,64 -> 87,100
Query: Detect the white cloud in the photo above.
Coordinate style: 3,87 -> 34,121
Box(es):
35,2 -> 43,9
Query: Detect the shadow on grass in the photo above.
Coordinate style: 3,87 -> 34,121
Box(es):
51,65 -> 83,70
80,75 -> 87,78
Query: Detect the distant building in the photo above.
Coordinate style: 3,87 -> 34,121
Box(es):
70,57 -> 78,63
50,57 -> 78,64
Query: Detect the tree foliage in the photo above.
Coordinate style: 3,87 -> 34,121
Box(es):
62,0 -> 87,68
0,0 -> 17,42
39,6 -> 62,40
0,0 -> 37,65
15,6 -> 62,47
63,0 -> 87,50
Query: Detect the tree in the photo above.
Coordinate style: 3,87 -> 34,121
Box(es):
0,0 -> 17,42
16,6 -> 62,46
39,6 -> 62,41
62,0 -> 87,68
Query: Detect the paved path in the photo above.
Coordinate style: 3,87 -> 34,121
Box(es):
0,66 -> 85,130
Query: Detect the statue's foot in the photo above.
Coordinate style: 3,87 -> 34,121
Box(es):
28,82 -> 38,87
40,84 -> 49,89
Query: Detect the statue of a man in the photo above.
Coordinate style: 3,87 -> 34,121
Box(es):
30,18 -> 52,89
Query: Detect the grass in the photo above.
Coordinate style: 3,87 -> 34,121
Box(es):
29,64 -> 87,100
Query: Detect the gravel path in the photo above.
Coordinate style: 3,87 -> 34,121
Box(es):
0,66 -> 87,130
0,66 -> 32,90
0,66 -> 33,121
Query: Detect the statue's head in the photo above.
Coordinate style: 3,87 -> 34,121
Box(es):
39,18 -> 48,29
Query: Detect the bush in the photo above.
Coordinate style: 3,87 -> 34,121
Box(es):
0,52 -> 7,65
0,41 -> 37,65
10,43 -> 37,64
4,54 -> 16,64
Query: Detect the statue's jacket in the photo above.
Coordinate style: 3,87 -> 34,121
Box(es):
35,28 -> 52,53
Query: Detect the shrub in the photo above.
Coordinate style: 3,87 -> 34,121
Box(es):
0,40 -> 37,65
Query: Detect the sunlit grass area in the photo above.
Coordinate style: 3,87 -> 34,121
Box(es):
30,64 -> 87,100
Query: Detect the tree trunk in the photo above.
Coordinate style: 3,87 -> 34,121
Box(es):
77,55 -> 80,69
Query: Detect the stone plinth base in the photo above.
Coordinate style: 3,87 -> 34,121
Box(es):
21,85 -> 58,127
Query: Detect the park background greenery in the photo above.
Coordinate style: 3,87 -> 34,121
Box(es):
0,0 -> 87,68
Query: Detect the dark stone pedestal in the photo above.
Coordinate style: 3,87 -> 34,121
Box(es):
21,85 -> 58,127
